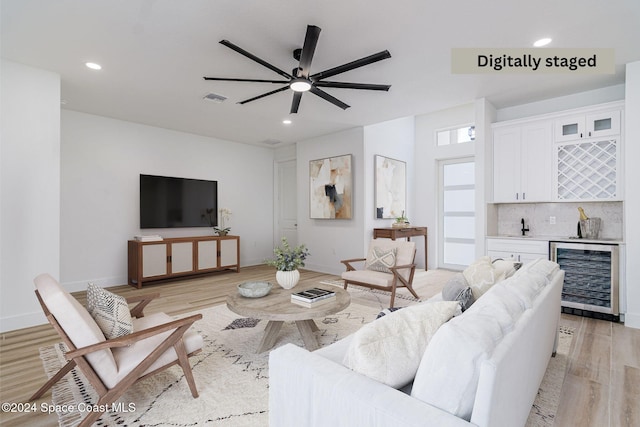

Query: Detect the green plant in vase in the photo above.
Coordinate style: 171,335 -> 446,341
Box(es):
265,237 -> 310,289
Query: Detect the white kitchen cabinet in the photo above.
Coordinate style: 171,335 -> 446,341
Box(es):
554,109 -> 620,142
487,238 -> 549,263
493,120 -> 553,203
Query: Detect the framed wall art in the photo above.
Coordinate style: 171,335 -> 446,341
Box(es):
374,155 -> 406,219
309,154 -> 352,219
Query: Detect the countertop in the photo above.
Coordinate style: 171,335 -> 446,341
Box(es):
486,235 -> 625,244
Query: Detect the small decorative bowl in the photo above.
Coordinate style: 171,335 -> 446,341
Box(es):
237,281 -> 273,298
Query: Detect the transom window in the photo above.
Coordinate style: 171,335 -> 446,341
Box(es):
436,125 -> 475,146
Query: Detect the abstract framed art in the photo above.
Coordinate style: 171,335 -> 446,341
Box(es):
309,154 -> 353,219
374,155 -> 406,219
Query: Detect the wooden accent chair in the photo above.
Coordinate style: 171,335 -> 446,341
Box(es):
30,274 -> 203,427
341,239 -> 418,308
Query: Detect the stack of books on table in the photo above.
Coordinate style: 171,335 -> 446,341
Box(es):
291,288 -> 336,308
134,234 -> 163,242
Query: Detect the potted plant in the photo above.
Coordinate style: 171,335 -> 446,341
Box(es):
265,237 -> 310,289
393,210 -> 410,228
204,207 -> 232,236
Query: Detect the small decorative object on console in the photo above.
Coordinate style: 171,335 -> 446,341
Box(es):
392,210 -> 410,228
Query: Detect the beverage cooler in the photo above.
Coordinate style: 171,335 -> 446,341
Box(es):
550,241 -> 619,322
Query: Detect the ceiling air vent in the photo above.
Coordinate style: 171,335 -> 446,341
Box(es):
203,92 -> 228,103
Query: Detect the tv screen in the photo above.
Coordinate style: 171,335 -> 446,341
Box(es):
140,174 -> 218,229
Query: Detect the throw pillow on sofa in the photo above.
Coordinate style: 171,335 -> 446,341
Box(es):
86,283 -> 133,339
441,273 -> 475,311
343,301 -> 458,389
463,256 -> 498,300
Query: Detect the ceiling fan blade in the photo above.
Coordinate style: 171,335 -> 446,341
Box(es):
238,86 -> 290,105
290,92 -> 303,114
220,40 -> 292,80
310,50 -> 391,81
204,77 -> 290,84
314,81 -> 391,91
298,25 -> 321,78
309,86 -> 350,110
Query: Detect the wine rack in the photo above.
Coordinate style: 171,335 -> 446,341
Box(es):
556,139 -> 618,200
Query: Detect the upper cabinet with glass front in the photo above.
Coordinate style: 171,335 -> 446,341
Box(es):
554,109 -> 621,142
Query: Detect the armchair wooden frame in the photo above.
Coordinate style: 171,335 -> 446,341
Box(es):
341,256 -> 418,308
30,291 -> 203,427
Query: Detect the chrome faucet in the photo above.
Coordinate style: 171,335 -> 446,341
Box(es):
521,218 -> 530,236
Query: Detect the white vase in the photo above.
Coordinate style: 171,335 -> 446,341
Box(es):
275,269 -> 300,289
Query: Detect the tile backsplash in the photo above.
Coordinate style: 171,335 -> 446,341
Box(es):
495,201 -> 623,239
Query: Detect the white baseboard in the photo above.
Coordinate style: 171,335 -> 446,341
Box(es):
0,311 -> 47,333
623,312 -> 640,329
62,275 -> 129,293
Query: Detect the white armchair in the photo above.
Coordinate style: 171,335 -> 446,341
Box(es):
341,239 -> 418,308
30,274 -> 203,427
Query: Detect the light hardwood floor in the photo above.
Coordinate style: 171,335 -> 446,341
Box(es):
1,265 -> 638,426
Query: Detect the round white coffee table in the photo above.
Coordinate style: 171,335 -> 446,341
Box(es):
226,284 -> 350,353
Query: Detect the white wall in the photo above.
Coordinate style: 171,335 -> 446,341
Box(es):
61,110 -> 275,290
297,128 -> 365,275
1,60 -> 61,332
624,61 -> 640,328
414,103 -> 476,269
363,117 -> 417,261
497,84 -> 625,122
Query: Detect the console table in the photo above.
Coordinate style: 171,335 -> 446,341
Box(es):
373,227 -> 428,270
127,235 -> 240,288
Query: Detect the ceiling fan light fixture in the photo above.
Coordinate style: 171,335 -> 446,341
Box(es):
290,78 -> 312,92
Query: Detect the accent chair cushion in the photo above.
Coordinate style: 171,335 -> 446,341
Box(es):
87,283 -> 134,339
111,312 -> 204,388
342,301 -> 458,389
365,246 -> 397,273
34,274 -> 118,387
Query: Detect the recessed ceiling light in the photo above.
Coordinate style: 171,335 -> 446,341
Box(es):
533,38 -> 552,47
85,62 -> 102,70
282,119 -> 292,125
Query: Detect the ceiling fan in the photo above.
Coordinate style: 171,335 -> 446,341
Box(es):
203,25 -> 391,114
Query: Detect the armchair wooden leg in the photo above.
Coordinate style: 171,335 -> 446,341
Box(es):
174,339 -> 199,398
29,359 -> 77,401
389,286 -> 397,309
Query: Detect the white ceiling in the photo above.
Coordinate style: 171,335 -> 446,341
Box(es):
2,0 -> 639,146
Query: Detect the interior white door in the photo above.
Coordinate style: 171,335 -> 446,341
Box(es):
275,159 -> 298,246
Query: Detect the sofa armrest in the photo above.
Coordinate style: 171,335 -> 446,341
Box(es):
269,344 -> 475,427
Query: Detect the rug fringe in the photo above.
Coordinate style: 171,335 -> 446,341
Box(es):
39,343 -> 85,427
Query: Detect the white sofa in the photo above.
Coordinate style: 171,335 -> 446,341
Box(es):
269,259 -> 564,427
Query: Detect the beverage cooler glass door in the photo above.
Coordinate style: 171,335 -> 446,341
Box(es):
550,242 -> 619,316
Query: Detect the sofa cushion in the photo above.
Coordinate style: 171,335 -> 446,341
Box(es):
343,301 -> 458,389
86,283 -> 134,339
441,273 -> 475,311
365,246 -> 397,273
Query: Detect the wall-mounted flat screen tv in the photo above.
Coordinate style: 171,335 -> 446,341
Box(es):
140,174 -> 218,229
